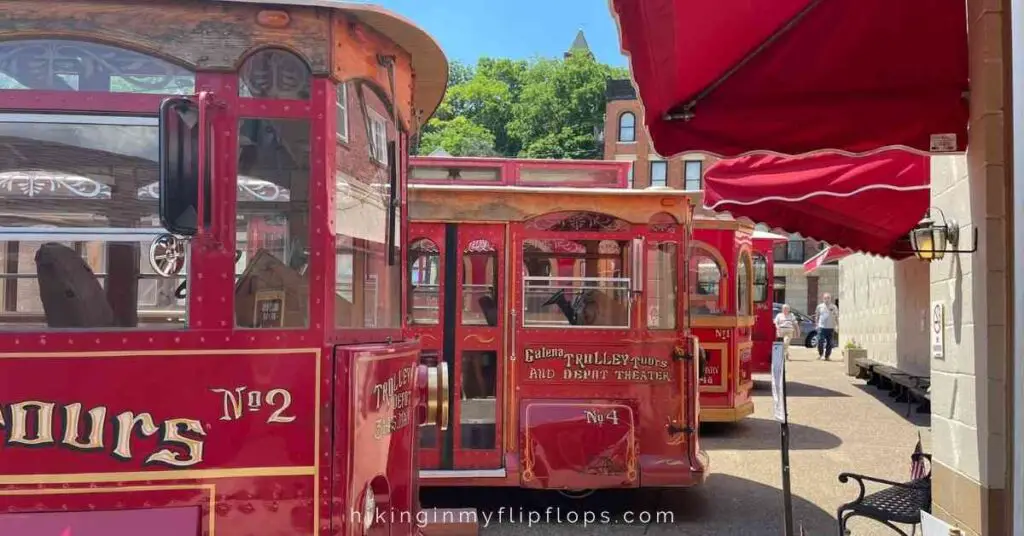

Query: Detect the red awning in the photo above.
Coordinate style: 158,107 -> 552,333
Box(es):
609,0 -> 968,157
703,150 -> 929,258
804,246 -> 854,274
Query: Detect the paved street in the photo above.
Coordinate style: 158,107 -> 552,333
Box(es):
422,347 -> 931,535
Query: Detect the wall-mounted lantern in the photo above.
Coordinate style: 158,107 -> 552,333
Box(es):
908,208 -> 978,261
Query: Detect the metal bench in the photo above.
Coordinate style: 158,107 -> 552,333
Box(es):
836,453 -> 931,536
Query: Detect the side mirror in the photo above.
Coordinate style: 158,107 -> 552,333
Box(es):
158,96 -> 211,236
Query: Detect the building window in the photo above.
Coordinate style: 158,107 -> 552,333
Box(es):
627,162 -> 634,188
618,112 -> 636,142
684,160 -> 702,190
650,160 -> 667,187
368,110 -> 387,164
336,83 -> 349,142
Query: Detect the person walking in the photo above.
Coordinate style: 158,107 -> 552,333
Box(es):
813,292 -> 839,360
773,304 -> 799,360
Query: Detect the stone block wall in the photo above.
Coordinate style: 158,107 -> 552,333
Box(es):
774,263 -> 838,315
927,2 -> 1013,533
838,255 -> 929,376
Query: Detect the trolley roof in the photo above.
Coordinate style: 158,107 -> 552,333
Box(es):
216,0 -> 448,125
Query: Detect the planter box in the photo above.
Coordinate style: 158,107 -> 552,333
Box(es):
844,348 -> 867,376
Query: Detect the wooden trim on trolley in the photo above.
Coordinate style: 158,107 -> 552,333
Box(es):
698,342 -> 729,393
408,186 -> 697,227
691,315 -> 755,328
701,401 -> 754,423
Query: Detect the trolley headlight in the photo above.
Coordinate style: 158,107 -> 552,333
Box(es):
362,486 -> 376,533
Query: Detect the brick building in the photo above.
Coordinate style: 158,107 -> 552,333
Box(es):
602,79 -> 838,314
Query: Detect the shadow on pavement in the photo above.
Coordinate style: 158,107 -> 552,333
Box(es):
853,383 -> 931,427
751,379 -> 849,398
701,417 -> 842,451
422,474 -> 837,534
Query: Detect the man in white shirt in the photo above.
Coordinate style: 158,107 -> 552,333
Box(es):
814,293 -> 839,360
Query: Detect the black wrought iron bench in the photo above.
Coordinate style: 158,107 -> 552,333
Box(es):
836,453 -> 931,536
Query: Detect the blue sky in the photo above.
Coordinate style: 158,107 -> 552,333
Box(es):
373,0 -> 629,67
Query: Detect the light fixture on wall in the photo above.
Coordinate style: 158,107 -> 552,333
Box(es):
907,207 -> 977,261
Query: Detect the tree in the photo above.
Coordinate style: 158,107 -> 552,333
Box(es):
509,51 -> 628,159
417,115 -> 497,157
418,52 -> 626,160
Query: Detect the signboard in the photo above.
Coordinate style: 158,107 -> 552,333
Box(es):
254,289 -> 285,328
931,301 -> 944,360
698,349 -> 722,387
0,350 -> 317,477
522,346 -> 672,383
771,342 -> 786,422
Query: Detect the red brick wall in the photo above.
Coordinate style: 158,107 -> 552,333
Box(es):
603,98 -> 717,189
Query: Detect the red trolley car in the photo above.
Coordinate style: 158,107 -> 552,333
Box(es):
750,230 -> 786,374
405,156 -> 706,492
689,216 -> 757,422
0,1 -> 453,534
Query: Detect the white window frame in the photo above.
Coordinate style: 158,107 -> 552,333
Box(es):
368,110 -> 387,164
649,159 -> 667,187
336,83 -> 349,143
618,111 -> 636,143
684,160 -> 702,190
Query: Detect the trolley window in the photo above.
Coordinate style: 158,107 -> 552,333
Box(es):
521,238 -> 631,328
408,238 -> 440,325
0,113 -> 186,330
334,79 -> 401,329
752,253 -> 769,303
646,241 -> 677,329
737,251 -> 752,316
0,39 -> 194,94
689,244 -> 724,315
462,240 -> 498,326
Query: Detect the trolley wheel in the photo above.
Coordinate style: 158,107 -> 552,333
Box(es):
557,489 -> 595,500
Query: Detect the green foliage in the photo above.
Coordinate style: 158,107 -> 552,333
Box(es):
418,51 -> 628,159
418,115 -> 497,157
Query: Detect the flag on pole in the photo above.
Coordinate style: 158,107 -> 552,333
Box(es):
910,432 -> 926,480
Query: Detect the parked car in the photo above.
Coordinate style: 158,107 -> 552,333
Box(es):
772,303 -> 839,348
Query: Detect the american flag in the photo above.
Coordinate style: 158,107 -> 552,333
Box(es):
910,432 -> 926,480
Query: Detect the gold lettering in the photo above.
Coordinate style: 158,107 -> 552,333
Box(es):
211,387 -> 246,421
112,411 -> 159,460
62,403 -> 106,450
266,388 -> 295,423
8,401 -> 55,446
524,347 -> 673,383
374,408 -> 412,440
146,419 -> 206,467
